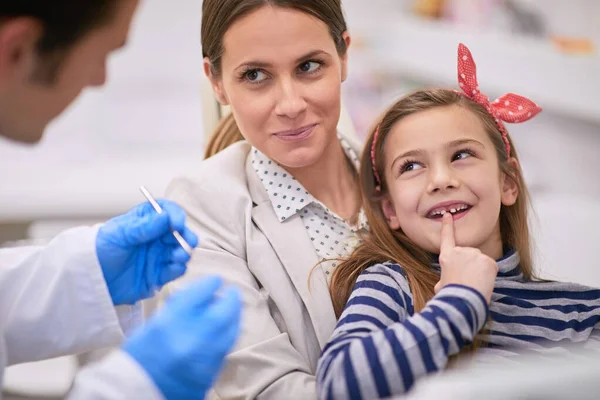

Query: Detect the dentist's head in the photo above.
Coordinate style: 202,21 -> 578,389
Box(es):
0,0 -> 140,144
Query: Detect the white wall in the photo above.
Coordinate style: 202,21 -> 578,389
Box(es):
514,113 -> 600,284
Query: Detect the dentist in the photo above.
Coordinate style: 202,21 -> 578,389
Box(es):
0,1 -> 241,399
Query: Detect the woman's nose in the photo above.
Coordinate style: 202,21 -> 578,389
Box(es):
274,79 -> 307,119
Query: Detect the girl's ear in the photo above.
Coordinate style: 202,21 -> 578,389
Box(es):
381,195 -> 401,230
501,157 -> 520,206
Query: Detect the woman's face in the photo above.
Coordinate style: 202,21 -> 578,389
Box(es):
205,6 -> 350,169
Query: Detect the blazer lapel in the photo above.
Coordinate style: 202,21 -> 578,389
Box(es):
246,156 -> 337,349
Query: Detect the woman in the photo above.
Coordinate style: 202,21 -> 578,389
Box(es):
163,1 -> 364,399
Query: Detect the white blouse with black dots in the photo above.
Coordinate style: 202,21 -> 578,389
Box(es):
251,137 -> 368,284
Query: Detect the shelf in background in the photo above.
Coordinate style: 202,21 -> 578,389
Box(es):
348,12 -> 600,124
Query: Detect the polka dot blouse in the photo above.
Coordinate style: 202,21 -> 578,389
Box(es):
251,137 -> 368,284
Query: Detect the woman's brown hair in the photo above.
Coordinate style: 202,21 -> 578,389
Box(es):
201,0 -> 349,158
330,89 -> 536,318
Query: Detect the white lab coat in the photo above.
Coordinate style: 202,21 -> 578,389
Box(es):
0,225 -> 164,399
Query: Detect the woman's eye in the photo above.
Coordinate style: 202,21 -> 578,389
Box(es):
298,61 -> 321,74
245,69 -> 267,83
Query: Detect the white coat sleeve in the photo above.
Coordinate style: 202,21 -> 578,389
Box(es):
68,350 -> 165,400
0,225 -> 142,366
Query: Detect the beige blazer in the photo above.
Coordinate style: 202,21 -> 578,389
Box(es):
162,137 -> 363,400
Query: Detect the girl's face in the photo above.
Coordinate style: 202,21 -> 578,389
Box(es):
380,105 -> 519,259
205,6 -> 350,170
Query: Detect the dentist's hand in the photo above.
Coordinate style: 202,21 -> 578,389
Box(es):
434,213 -> 498,303
123,276 -> 242,400
96,199 -> 198,305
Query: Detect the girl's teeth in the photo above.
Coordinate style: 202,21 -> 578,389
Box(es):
429,205 -> 470,218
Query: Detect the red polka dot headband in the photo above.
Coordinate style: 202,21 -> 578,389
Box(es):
371,43 -> 542,191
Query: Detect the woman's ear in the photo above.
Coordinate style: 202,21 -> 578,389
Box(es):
340,32 -> 351,83
381,195 -> 401,230
501,157 -> 520,206
203,57 -> 229,106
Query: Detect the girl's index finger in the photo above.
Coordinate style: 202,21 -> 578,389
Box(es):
440,212 -> 456,254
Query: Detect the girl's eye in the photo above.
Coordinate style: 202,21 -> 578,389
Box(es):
298,60 -> 322,74
452,149 -> 475,161
244,69 -> 267,84
400,161 -> 423,174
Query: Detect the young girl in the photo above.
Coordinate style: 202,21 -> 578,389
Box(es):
316,44 -> 600,400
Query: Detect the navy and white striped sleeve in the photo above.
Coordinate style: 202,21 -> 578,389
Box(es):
316,263 -> 489,400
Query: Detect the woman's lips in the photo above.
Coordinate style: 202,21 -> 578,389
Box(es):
273,124 -> 317,142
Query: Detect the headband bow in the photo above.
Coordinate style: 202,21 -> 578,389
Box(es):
370,43 -> 542,191
457,43 -> 542,156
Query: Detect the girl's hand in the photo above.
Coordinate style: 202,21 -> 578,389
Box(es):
434,213 -> 498,303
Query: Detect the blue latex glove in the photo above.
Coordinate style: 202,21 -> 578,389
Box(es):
96,199 -> 199,305
123,276 -> 242,400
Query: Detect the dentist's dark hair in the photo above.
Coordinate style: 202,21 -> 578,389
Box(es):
201,0 -> 348,159
0,1 -> 119,82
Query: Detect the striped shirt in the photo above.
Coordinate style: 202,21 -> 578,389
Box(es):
316,250 -> 600,400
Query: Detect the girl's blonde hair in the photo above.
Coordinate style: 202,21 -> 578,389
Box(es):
331,88 -> 535,319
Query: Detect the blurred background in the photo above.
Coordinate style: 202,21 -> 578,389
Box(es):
1,0 -> 598,397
